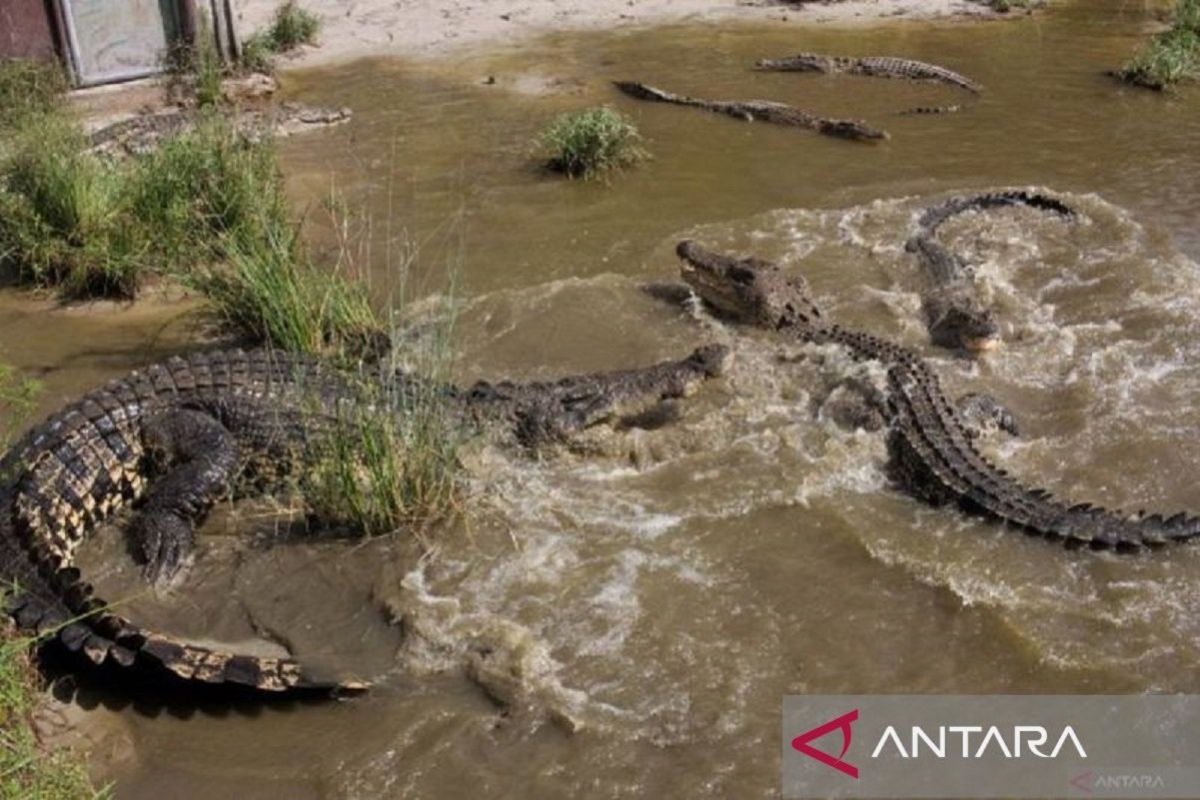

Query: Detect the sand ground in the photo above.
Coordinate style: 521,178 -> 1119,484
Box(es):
230,0 -> 1011,67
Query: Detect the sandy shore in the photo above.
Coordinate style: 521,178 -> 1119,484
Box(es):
230,0 -> 1008,67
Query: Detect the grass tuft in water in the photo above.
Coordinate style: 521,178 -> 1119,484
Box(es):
538,106 -> 648,181
1119,0 -> 1200,89
303,328 -> 465,540
299,209 -> 464,536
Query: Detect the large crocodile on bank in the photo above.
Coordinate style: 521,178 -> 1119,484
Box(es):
1,345 -> 726,693
613,81 -> 888,141
87,103 -> 353,157
675,239 -> 1199,551
906,190 -> 1077,353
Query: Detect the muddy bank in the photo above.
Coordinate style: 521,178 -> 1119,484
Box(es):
231,0 -> 1009,67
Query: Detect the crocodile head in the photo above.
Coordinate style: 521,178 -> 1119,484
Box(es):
922,289 -> 1000,354
675,240 -> 823,329
754,53 -> 837,73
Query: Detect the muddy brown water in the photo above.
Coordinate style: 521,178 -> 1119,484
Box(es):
3,1 -> 1200,796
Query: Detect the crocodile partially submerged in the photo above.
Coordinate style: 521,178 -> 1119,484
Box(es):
755,54 -> 982,93
87,103 -> 352,157
613,81 -> 888,142
906,190 -> 1077,353
1,345 -> 726,692
675,240 -> 1199,550
755,53 -> 981,116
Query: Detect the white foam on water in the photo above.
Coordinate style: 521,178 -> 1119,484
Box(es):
671,189 -> 1200,689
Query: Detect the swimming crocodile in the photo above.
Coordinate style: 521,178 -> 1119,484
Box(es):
755,54 -> 982,93
1,345 -> 726,692
87,103 -> 352,157
613,81 -> 888,141
906,190 -> 1077,353
675,240 -> 1199,550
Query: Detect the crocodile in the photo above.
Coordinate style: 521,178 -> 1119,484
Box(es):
613,81 -> 888,142
1,345 -> 726,693
87,103 -> 352,157
906,190 -> 1077,353
755,54 -> 982,93
675,239 -> 1200,550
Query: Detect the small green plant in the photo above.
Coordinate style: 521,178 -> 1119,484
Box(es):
193,35 -> 225,108
0,630 -> 109,799
238,33 -> 275,74
232,2 -> 320,75
266,2 -> 321,51
538,106 -> 648,181
1119,0 -> 1200,89
0,59 -> 67,132
0,363 -> 40,448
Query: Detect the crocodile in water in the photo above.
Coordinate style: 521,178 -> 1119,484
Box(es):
906,190 -> 1077,353
613,81 -> 888,141
675,239 -> 1198,551
1,345 -> 725,692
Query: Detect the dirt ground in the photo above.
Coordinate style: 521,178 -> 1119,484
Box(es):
230,0 -> 1009,66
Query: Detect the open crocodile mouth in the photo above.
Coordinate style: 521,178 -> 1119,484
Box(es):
963,334 -> 1002,354
676,241 -> 751,319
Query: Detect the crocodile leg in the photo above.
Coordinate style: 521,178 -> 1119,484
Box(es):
135,409 -> 239,586
957,392 -> 1019,439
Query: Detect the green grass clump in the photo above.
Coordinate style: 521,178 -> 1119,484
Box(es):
538,106 -> 648,181
1119,0 -> 1200,89
0,116 -> 144,298
266,2 -> 321,51
0,60 -> 67,132
238,1 -> 321,72
0,114 -> 283,299
185,220 -> 382,356
238,34 -> 276,75
0,633 -> 109,800
303,335 -> 464,538
0,363 -> 40,449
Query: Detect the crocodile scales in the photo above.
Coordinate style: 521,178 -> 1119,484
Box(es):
675,240 -> 1199,550
1,345 -> 726,692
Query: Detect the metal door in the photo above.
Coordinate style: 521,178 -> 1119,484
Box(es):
57,0 -> 181,86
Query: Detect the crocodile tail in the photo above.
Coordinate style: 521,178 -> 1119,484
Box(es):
918,189 -> 1077,233
31,567 -> 361,692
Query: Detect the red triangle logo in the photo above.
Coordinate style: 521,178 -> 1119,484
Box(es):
791,709 -> 860,779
